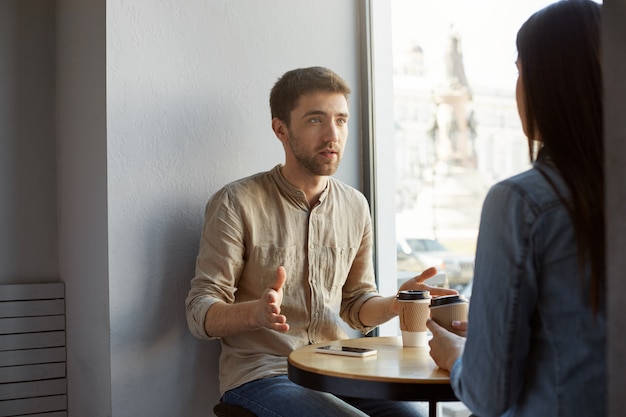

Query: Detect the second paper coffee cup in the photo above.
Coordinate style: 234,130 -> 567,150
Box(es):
429,294 -> 469,336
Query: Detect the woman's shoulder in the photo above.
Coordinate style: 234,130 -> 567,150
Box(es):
481,164 -> 569,223
496,164 -> 567,201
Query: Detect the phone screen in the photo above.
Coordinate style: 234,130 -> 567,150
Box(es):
322,346 -> 369,353
315,345 -> 377,357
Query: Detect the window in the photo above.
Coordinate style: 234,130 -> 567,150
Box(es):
363,1 -> 626,411
365,0 -> 567,336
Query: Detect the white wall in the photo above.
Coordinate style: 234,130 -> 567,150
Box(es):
61,0 -> 363,416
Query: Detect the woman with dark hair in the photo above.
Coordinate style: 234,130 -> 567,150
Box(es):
426,1 -> 605,416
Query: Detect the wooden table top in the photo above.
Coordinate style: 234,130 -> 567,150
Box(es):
288,336 -> 456,402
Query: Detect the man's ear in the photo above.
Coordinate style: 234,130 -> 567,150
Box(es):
271,118 -> 288,142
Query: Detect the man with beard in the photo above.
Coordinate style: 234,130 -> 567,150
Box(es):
185,67 -> 454,417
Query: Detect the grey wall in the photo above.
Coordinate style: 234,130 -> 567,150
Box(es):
56,0 -> 111,414
604,0 -> 626,414
0,1 -> 57,282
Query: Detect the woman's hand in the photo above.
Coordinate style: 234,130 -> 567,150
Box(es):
450,320 -> 467,337
426,318 -> 465,371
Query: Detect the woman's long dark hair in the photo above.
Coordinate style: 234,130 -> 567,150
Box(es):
516,0 -> 604,312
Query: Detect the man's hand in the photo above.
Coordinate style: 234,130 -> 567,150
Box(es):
398,266 -> 459,297
252,266 -> 289,332
391,267 -> 458,315
426,318 -> 465,371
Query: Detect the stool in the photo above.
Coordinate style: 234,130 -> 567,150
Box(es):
213,402 -> 258,417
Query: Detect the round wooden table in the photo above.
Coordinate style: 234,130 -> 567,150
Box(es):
288,336 -> 457,417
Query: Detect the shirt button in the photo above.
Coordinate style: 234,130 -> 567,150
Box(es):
314,312 -> 320,318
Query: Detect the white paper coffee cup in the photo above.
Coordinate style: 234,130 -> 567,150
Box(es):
397,290 -> 431,347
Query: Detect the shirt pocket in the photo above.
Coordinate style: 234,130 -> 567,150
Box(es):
247,244 -> 302,295
317,246 -> 358,304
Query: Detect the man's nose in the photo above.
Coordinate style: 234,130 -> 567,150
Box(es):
325,122 -> 340,142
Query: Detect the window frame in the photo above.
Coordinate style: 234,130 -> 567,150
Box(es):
359,0 -> 399,336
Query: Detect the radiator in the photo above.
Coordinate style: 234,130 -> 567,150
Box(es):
0,283 -> 67,417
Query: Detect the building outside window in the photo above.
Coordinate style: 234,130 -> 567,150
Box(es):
385,0 -> 566,298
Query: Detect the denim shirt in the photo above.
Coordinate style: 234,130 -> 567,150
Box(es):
450,162 -> 606,417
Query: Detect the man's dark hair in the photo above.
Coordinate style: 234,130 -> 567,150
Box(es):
269,66 -> 351,126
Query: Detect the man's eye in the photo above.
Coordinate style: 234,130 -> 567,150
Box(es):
310,118 -> 322,123
337,118 -> 347,125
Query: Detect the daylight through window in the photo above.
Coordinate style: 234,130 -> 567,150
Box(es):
388,0 -> 561,296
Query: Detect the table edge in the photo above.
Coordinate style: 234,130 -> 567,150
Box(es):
288,360 -> 458,402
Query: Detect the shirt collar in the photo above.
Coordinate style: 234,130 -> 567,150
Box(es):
270,164 -> 332,209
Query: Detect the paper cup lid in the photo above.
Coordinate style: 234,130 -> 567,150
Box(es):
396,290 -> 431,300
430,294 -> 468,307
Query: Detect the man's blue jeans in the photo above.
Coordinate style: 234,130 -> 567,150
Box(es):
222,375 -> 428,417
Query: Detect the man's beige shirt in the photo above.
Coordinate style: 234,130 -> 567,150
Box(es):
185,165 -> 381,395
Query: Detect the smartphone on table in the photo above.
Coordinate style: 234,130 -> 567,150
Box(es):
314,345 -> 377,357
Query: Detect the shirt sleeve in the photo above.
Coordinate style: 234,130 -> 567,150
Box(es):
185,187 -> 245,340
452,181 -> 538,416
